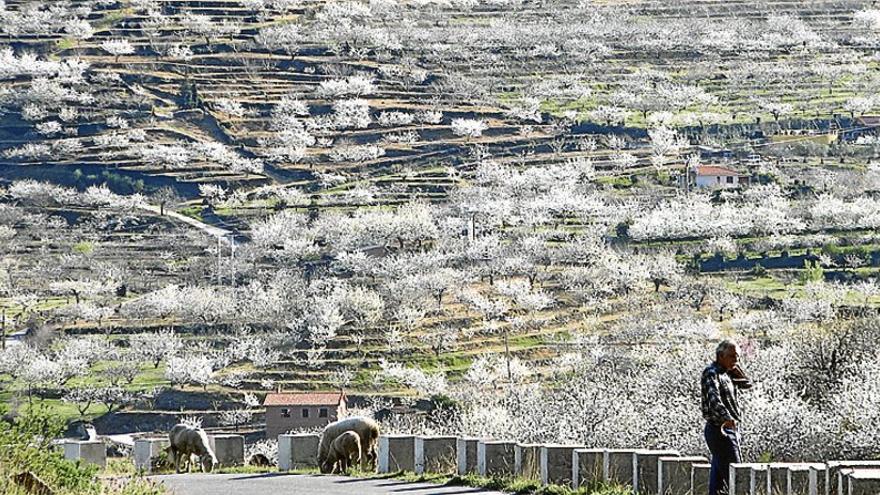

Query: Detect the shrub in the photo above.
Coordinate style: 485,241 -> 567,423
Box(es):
0,407 -> 167,494
0,407 -> 99,494
800,259 -> 824,284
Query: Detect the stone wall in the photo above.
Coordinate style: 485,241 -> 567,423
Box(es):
118,430 -> 880,495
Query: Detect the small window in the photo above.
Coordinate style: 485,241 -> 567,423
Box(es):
281,408 -> 290,418
319,408 -> 328,418
302,408 -> 310,418
726,176 -> 734,184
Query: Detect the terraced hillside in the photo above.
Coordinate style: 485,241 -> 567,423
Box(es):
5,0 -> 879,195
5,1 -> 880,460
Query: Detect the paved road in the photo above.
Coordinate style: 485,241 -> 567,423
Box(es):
153,473 -> 507,495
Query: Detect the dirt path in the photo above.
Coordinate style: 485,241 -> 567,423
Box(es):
139,204 -> 235,243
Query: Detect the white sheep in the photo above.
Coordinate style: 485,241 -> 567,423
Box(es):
168,424 -> 218,473
325,431 -> 361,473
318,417 -> 380,473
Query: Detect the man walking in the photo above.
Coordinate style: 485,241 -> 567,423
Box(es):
702,340 -> 752,495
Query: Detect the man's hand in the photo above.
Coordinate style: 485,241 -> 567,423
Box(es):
728,364 -> 753,389
728,365 -> 747,380
722,420 -> 736,430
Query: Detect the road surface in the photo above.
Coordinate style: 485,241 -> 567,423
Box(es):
153,473 -> 507,495
138,204 -> 235,242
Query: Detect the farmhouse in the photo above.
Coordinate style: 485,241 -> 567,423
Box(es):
263,391 -> 347,438
688,165 -> 750,189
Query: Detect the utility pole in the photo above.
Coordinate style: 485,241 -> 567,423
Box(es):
228,233 -> 235,287
215,234 -> 236,286
216,235 -> 222,285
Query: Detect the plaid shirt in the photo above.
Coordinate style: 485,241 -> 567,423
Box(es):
701,362 -> 751,426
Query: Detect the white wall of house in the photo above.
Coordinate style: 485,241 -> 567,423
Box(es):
695,174 -> 744,189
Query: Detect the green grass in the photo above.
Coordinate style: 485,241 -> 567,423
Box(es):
724,272 -> 880,305
7,396 -> 106,424
540,96 -> 599,121
1,359 -> 172,424
594,176 -> 633,188
369,470 -> 633,495
73,241 -> 95,254
177,205 -> 204,221
103,457 -> 318,477
93,8 -> 134,31
0,296 -> 71,318
213,465 -> 293,475
724,275 -> 792,298
55,38 -> 77,51
509,334 -> 544,348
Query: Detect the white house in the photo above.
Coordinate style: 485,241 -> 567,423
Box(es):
691,165 -> 749,189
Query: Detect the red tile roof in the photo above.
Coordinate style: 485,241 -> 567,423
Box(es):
696,165 -> 743,177
263,392 -> 345,407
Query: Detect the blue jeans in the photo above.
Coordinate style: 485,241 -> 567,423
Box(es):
704,422 -> 741,495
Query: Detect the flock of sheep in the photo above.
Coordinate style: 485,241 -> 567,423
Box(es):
167,417 -> 381,474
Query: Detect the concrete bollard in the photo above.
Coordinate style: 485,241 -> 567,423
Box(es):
63,440 -> 106,468
846,469 -> 880,495
604,449 -> 640,488
378,435 -> 416,473
837,469 -> 857,495
751,463 -> 769,495
414,436 -> 457,475
730,463 -> 759,495
632,449 -> 679,495
826,462 -> 880,495
210,434 -> 244,468
786,465 -> 815,495
514,443 -> 541,481
765,463 -> 788,495
133,438 -> 169,474
658,456 -> 707,495
692,463 -> 712,495
572,449 -> 605,489
807,463 -> 826,495
477,440 -> 516,478
763,463 -> 811,495
539,444 -> 580,487
457,437 -> 480,475
278,434 -> 320,471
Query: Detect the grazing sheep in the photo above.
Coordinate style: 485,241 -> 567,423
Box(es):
317,417 -> 380,473
168,424 -> 217,473
325,431 -> 361,473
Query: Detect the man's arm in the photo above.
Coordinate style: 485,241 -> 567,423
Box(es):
729,365 -> 753,390
703,369 -> 735,425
